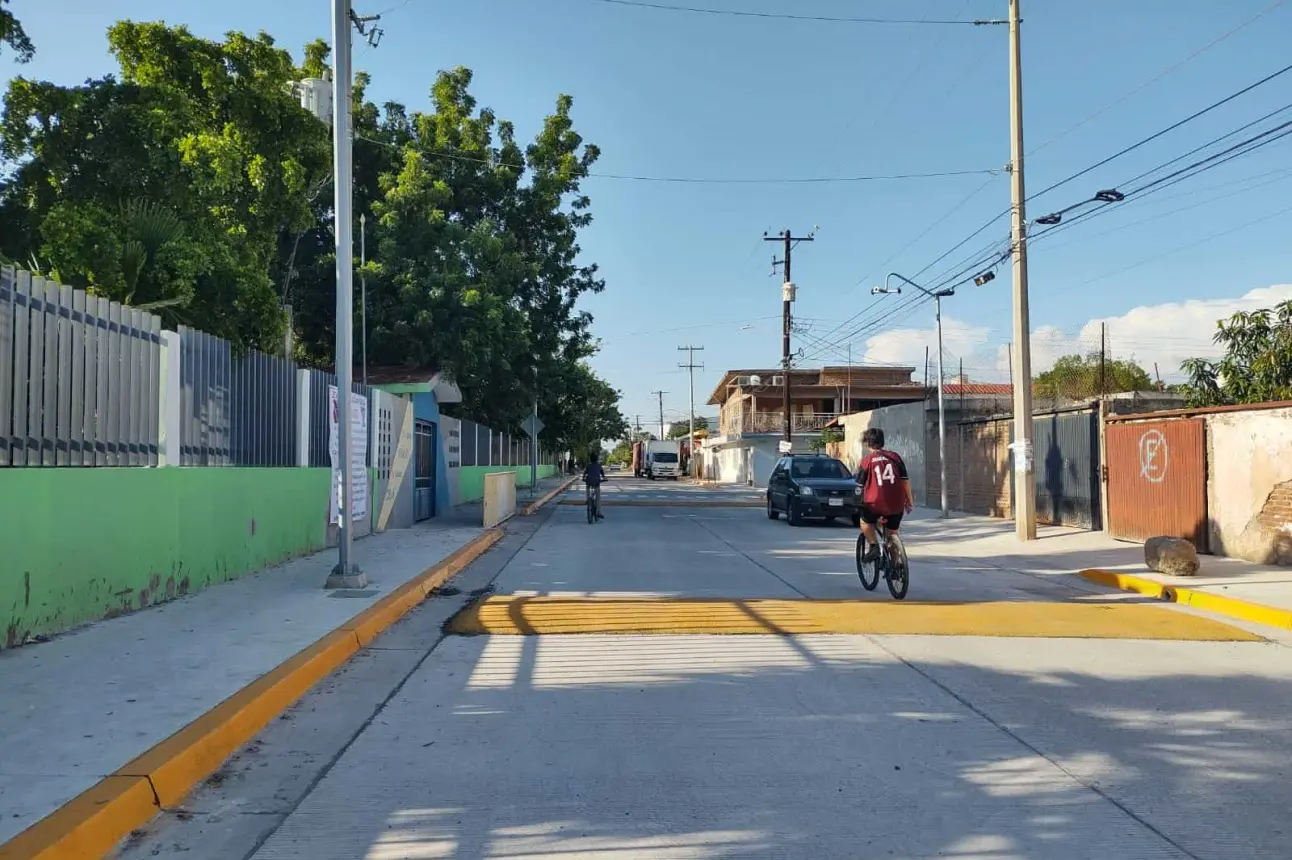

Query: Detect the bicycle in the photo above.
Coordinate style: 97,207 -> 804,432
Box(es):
855,517 -> 909,600
586,483 -> 601,524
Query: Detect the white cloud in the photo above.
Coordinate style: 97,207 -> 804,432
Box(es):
1025,285 -> 1292,382
861,318 -> 992,377
860,285 -> 1292,384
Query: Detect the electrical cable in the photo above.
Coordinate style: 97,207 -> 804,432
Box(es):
357,133 -> 994,183
1025,0 -> 1290,156
1025,60 -> 1292,203
579,0 -> 1005,26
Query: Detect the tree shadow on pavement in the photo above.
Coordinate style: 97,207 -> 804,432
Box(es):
252,632 -> 1292,860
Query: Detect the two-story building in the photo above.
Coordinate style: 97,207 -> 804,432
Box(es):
699,366 -> 926,487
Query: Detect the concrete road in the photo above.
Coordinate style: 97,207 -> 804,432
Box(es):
118,480 -> 1292,860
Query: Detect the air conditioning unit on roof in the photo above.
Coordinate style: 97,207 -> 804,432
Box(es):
771,375 -> 784,386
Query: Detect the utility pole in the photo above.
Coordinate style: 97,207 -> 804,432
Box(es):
846,344 -> 852,413
1008,0 -> 1037,541
765,229 -> 815,446
678,345 -> 704,477
326,0 -> 361,588
651,390 -> 668,440
1099,322 -> 1107,397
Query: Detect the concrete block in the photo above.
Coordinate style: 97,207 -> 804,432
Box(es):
1145,535 -> 1200,576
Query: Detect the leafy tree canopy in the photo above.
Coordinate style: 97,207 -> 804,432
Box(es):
1034,353 -> 1152,400
0,0 -> 33,63
666,416 -> 709,438
0,21 -> 626,451
1182,299 -> 1292,407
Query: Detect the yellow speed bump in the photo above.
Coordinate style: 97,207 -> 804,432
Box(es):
446,597 -> 1262,641
557,499 -> 762,508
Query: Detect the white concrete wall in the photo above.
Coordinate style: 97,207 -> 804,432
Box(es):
837,402 -> 927,506
704,437 -> 783,488
1206,406 -> 1292,564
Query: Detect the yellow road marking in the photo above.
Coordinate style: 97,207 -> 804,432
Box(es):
446,597 -> 1262,641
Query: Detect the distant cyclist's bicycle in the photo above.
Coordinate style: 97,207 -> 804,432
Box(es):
586,484 -> 601,524
855,517 -> 909,600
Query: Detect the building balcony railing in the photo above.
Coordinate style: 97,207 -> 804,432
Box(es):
720,411 -> 841,436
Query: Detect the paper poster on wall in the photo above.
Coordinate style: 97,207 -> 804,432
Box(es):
329,385 -> 369,524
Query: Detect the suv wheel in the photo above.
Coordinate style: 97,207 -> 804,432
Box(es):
767,494 -> 779,520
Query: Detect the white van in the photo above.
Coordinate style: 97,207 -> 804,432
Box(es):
644,440 -> 682,480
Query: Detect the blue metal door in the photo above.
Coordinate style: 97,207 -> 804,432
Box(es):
414,420 -> 436,521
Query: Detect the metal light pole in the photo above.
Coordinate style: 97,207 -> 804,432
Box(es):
879,273 -> 953,518
325,0 -> 365,588
360,212 -> 367,389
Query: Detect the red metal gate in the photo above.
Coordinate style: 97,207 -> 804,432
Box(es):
1105,418 -> 1207,549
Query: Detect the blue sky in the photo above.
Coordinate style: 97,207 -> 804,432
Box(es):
7,0 -> 1292,426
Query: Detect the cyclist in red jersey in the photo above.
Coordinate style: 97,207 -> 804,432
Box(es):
855,427 -> 915,562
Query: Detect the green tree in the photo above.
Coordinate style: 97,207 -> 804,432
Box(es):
537,360 -> 627,458
605,439 -> 633,466
667,416 -> 709,438
1181,299 -> 1292,406
289,65 -> 606,431
0,23 -> 329,348
1034,353 -> 1152,400
0,0 -> 33,63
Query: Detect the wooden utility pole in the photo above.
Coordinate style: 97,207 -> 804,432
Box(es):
765,229 -> 815,445
1008,0 -> 1037,540
678,345 -> 705,456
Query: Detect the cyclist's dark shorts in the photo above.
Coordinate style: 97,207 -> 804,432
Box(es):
860,506 -> 903,530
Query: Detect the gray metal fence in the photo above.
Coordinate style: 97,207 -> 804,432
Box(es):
456,417 -> 553,467
178,327 -> 298,466
1,266 -> 162,467
306,369 -> 374,468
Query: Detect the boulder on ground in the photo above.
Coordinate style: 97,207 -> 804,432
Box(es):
1145,536 -> 1200,576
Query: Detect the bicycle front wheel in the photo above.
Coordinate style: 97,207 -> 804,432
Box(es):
855,533 -> 879,591
885,534 -> 910,600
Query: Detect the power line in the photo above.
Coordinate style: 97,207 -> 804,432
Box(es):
580,0 -> 1006,26
1026,0 -> 1290,156
356,133 -> 995,183
1026,60 -> 1292,203
1027,111 -> 1292,246
1073,201 -> 1292,288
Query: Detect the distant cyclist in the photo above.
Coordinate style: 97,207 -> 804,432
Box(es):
855,427 -> 914,562
583,453 -> 607,520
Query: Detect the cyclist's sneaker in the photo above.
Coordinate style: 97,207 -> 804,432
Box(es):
862,542 -> 880,562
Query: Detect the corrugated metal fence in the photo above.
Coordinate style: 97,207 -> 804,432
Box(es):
306,369 -> 374,468
1,266 -> 162,467
178,327 -> 301,466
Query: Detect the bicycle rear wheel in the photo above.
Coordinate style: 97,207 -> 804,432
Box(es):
855,533 -> 879,591
587,494 -> 595,524
885,533 -> 909,600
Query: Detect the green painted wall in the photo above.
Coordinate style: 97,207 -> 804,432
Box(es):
457,464 -> 558,504
1,468 -> 331,648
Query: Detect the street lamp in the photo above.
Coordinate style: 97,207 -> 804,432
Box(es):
879,273 -> 954,519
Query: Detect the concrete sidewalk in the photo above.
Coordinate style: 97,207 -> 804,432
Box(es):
0,520 -> 485,847
896,509 -> 1292,615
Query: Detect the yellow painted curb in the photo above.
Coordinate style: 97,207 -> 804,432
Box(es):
0,528 -> 504,860
1079,568 -> 1292,631
446,596 -> 1261,641
521,477 -> 578,516
556,499 -> 762,508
